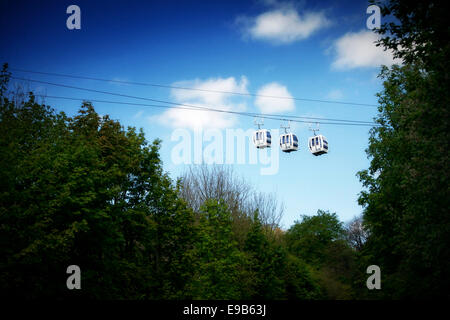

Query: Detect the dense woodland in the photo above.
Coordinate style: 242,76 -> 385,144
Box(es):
0,0 -> 448,299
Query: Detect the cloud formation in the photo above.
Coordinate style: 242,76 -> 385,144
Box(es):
331,30 -> 402,70
237,8 -> 330,44
255,82 -> 295,114
156,76 -> 249,129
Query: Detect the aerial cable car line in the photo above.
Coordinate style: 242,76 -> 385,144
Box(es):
37,94 -> 379,127
10,76 -> 380,127
38,96 -> 375,126
11,76 -> 379,127
243,111 -> 375,124
10,68 -> 378,107
33,94 -> 330,156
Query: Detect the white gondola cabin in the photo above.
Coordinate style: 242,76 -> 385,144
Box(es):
308,134 -> 328,156
252,129 -> 271,149
279,133 -> 298,153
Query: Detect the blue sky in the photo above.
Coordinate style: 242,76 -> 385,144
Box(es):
0,0 -> 399,228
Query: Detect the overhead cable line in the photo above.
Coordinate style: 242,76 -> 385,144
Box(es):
37,95 -> 379,127
10,67 -> 378,107
11,76 -> 380,127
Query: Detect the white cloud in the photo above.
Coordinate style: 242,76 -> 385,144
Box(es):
331,30 -> 402,70
238,8 -> 330,44
156,76 -> 249,129
171,76 -> 248,106
255,82 -> 295,114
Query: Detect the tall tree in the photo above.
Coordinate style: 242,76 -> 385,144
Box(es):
178,164 -> 284,246
0,67 -> 196,299
285,210 -> 355,299
189,199 -> 245,299
244,212 -> 286,299
286,210 -> 345,266
345,215 -> 368,252
358,0 -> 450,298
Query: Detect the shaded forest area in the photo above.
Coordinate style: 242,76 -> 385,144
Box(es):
0,0 -> 448,299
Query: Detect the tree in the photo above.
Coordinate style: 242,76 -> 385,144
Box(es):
345,215 -> 368,252
189,199 -> 244,299
286,210 -> 345,265
243,211 -> 286,299
374,0 -> 449,70
178,164 -> 284,245
358,0 -> 450,298
284,254 -> 323,300
285,210 -> 356,299
0,66 -> 197,299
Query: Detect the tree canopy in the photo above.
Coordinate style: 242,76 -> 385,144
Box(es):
358,0 -> 449,298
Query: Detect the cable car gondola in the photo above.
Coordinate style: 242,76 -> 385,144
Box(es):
253,129 -> 271,149
280,133 -> 298,153
252,119 -> 271,149
308,134 -> 328,156
279,121 -> 298,153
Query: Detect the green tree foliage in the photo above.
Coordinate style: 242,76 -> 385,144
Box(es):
284,254 -> 323,300
286,210 -> 345,265
359,0 -> 450,298
189,199 -> 244,299
243,211 -> 286,299
178,165 -> 284,248
0,66 -> 196,299
286,210 -> 356,299
374,0 -> 449,70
